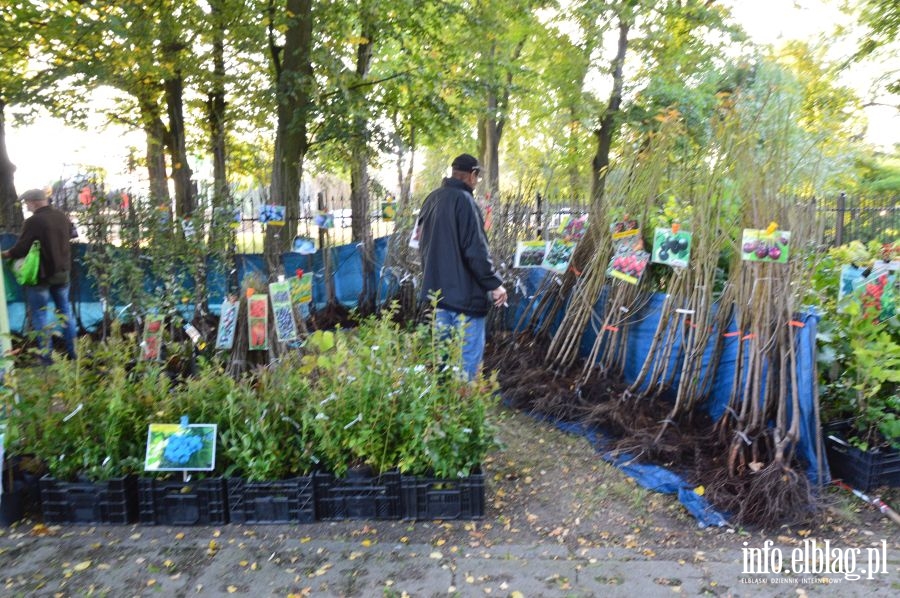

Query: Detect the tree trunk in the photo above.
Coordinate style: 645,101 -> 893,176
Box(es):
481,92 -> 500,198
478,38 -> 524,199
0,102 -> 23,232
397,125 -> 415,205
139,97 -> 170,205
208,0 -> 228,212
165,73 -> 195,218
350,14 -> 375,313
266,0 -> 313,274
206,0 -> 229,259
591,19 -> 630,208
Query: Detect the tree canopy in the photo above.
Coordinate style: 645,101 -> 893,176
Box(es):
0,0 -> 893,239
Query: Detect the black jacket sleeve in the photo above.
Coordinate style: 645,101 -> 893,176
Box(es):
459,196 -> 502,291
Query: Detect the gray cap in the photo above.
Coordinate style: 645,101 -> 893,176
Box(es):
19,188 -> 48,203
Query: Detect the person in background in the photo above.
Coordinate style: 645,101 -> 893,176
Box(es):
2,188 -> 77,364
417,153 -> 507,380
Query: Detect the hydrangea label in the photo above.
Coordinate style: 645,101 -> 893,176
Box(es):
145,423 -> 217,471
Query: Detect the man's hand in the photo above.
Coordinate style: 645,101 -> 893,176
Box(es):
491,285 -> 508,307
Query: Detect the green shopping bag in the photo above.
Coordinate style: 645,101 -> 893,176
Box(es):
11,241 -> 41,286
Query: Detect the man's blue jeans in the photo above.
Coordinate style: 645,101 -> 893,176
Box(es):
435,308 -> 486,381
24,283 -> 77,364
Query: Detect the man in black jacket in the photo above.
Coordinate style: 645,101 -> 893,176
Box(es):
3,188 -> 77,363
418,153 -> 507,380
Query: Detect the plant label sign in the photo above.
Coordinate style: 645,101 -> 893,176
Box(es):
215,299 -> 239,350
542,239 -> 576,273
514,240 -> 548,268
290,272 -> 313,306
611,218 -> 640,241
142,315 -> 165,361
381,200 -> 396,221
609,250 -> 650,284
314,211 -> 334,229
248,294 -> 269,351
607,220 -> 648,284
269,280 -> 298,342
652,227 -> 692,268
849,266 -> 896,321
291,235 -> 316,254
741,228 -> 790,263
558,214 -> 588,241
259,204 -> 286,226
145,423 -> 217,471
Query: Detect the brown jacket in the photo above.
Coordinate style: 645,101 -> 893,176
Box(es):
7,205 -> 74,286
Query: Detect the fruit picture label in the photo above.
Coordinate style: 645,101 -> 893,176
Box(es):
248,294 -> 269,351
741,228 -> 791,264
652,227 -> 692,268
142,314 -> 165,361
514,240 -> 549,268
541,239 -> 576,273
607,220 -> 648,284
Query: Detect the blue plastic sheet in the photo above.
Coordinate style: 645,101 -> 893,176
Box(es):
514,267 -> 827,525
552,419 -> 728,527
603,451 -> 728,528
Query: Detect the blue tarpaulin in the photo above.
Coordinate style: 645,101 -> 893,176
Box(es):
0,233 -> 390,332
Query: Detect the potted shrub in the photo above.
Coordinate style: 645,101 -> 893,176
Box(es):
219,354 -> 317,524
136,357 -> 235,526
5,330 -> 166,523
300,307 -> 500,520
812,241 -> 900,491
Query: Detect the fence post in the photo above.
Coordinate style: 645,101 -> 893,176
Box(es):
835,192 -> 846,246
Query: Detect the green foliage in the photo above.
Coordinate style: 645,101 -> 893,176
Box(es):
4,328 -> 168,481
216,355 -> 317,481
4,307 -> 498,481
299,306 -> 500,477
810,241 -> 900,449
78,180 -> 234,333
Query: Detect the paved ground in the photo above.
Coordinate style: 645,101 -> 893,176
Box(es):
0,522 -> 898,597
2,408 -> 899,597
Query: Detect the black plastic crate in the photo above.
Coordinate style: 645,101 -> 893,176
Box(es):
400,472 -> 485,520
39,475 -> 137,524
1,481 -> 27,526
824,423 -> 900,492
138,477 -> 227,525
227,477 -> 315,524
313,470 -> 401,520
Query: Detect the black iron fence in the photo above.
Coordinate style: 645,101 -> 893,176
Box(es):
816,193 -> 899,246
54,184 -> 896,254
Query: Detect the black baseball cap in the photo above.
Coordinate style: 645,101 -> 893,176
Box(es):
451,153 -> 480,173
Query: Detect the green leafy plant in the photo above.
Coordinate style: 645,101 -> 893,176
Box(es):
300,304 -> 500,477
811,240 -> 900,450
216,354 -> 317,480
5,327 -> 169,480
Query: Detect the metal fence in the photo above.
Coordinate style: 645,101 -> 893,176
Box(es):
54,184 -> 897,254
816,193 -> 899,246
